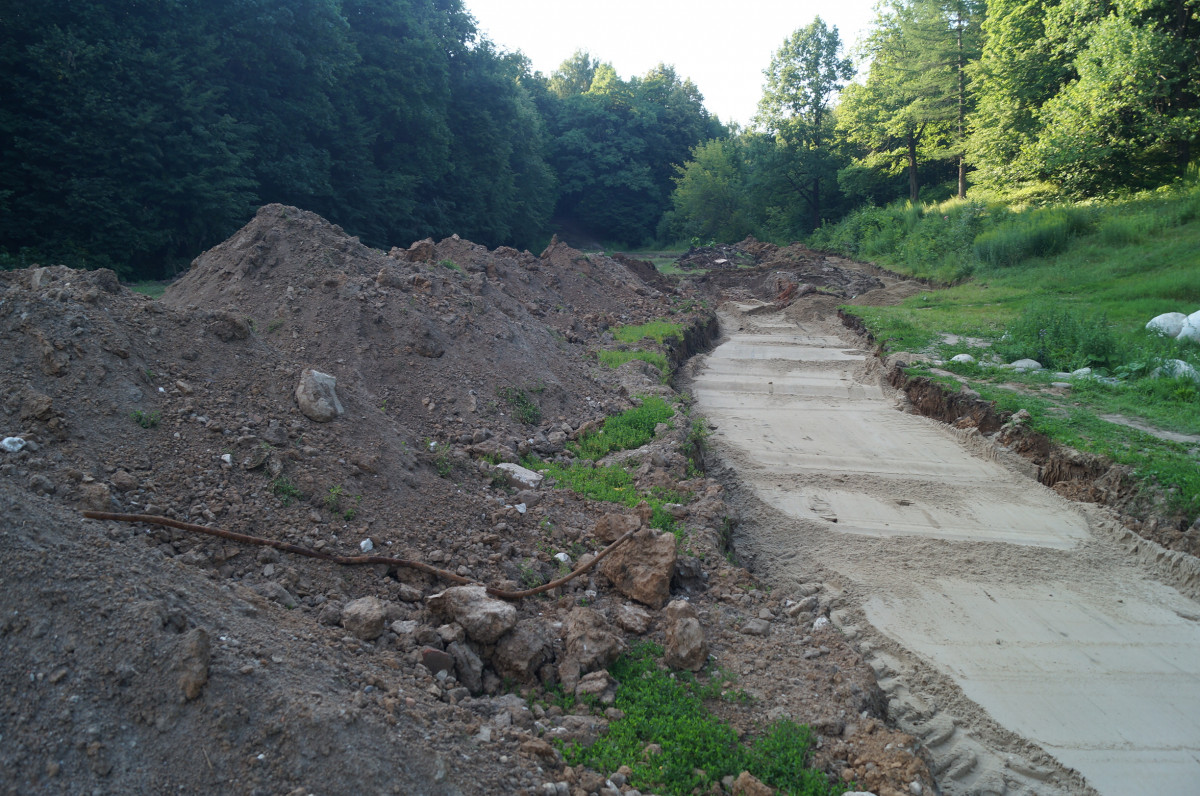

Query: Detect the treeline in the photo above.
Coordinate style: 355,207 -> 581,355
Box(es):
0,1 -> 718,278
667,0 -> 1200,243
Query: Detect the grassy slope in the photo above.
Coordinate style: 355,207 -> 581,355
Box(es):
837,190 -> 1200,519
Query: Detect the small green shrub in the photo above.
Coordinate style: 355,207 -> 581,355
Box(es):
498,386 -> 542,424
130,409 -> 161,428
271,477 -> 302,506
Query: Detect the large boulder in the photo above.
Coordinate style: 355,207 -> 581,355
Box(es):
1178,316 -> 1200,343
1147,312 -> 1188,338
341,596 -> 387,640
427,586 -> 517,644
494,462 -> 543,490
593,511 -> 642,544
295,368 -> 344,422
663,600 -> 708,672
599,528 -> 677,609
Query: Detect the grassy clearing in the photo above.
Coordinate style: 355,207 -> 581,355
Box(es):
839,186 -> 1200,517
560,643 -> 853,796
127,280 -> 167,299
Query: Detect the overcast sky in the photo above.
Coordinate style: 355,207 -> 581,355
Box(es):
462,0 -> 878,127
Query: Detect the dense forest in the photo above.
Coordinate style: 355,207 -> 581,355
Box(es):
1,0 -> 1196,279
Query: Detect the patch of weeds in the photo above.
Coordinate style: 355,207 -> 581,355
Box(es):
439,259 -> 461,272
561,643 -> 852,796
613,320 -> 685,345
271,477 -> 302,506
325,484 -> 345,512
517,559 -> 546,589
342,494 -> 363,521
993,302 -> 1118,371
130,409 -> 161,429
597,349 -> 669,377
685,414 -> 710,476
570,397 -> 675,460
267,318 -> 284,333
498,386 -> 542,425
524,456 -> 686,537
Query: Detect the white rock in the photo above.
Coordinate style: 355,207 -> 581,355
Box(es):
1010,358 -> 1043,371
950,353 -> 975,364
1147,312 -> 1188,337
495,462 -> 543,490
554,552 -> 571,564
360,538 -> 374,553
515,502 -> 527,515
1152,359 -> 1200,383
1178,319 -> 1200,343
1071,367 -> 1093,377
295,368 -> 344,422
1,437 -> 26,453
813,616 -> 830,631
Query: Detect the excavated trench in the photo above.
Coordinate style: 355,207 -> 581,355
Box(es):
688,299 -> 1200,796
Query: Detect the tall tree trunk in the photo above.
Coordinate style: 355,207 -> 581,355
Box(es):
956,16 -> 967,198
908,134 -> 919,203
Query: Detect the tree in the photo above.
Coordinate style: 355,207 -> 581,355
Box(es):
838,0 -> 983,202
755,18 -> 855,231
667,137 -> 754,242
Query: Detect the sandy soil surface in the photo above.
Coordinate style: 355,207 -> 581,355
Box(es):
690,298 -> 1200,796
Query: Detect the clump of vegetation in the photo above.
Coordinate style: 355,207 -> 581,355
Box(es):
271,477 -> 302,506
130,409 -> 161,428
598,349 -> 669,377
498,386 -> 542,424
528,456 -> 684,536
571,397 -> 674,460
613,320 -> 685,345
973,206 -> 1093,269
993,303 -> 1118,371
561,643 -> 852,796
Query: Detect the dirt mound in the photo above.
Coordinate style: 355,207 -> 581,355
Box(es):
0,209 -> 930,796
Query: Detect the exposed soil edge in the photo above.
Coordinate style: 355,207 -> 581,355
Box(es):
838,308 -> 1200,594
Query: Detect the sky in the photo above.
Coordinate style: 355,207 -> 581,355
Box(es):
462,0 -> 878,127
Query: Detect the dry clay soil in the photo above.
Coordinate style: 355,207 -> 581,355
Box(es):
688,272 -> 1200,796
1,209 -> 936,796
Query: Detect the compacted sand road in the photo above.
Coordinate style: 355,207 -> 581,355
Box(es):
691,300 -> 1200,796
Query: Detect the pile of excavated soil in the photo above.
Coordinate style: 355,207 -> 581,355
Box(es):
0,209 -> 930,796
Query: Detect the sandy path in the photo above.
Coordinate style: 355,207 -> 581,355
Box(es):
692,302 -> 1200,796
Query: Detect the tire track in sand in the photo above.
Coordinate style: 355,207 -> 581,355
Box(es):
691,302 -> 1200,796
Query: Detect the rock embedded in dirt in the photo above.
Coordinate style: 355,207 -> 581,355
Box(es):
564,607 -> 625,675
593,511 -> 641,543
493,618 -> 551,683
598,528 -> 676,608
295,368 -> 344,422
663,599 -> 708,671
613,602 -> 652,635
575,669 -> 618,704
494,462 -> 543,491
732,771 -> 775,796
427,586 -> 517,644
341,596 -> 387,640
175,627 -> 210,702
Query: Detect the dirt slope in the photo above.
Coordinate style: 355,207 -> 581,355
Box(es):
0,211 -> 931,796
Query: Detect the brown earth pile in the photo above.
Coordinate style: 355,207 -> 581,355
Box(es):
0,208 -> 930,796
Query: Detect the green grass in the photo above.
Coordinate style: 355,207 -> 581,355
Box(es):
598,349 -> 670,376
561,643 -> 852,796
498,386 -> 542,424
129,409 -> 161,428
571,396 -> 675,460
526,456 -> 685,535
613,320 -> 686,345
840,187 -> 1200,516
128,281 -> 167,299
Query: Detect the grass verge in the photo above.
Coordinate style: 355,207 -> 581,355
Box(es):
560,643 -> 854,796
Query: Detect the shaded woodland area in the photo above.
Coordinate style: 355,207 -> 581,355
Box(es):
1,0 -> 1197,278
